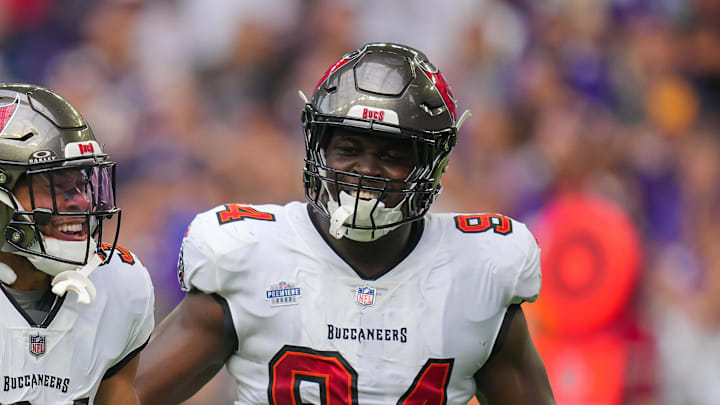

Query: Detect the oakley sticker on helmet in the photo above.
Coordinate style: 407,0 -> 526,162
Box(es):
347,105 -> 399,125
65,141 -> 102,158
29,150 -> 57,164
0,96 -> 19,134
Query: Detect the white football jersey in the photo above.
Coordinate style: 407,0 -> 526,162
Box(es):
0,247 -> 154,405
179,201 -> 541,405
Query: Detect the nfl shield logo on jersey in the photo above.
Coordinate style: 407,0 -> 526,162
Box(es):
29,334 -> 46,357
356,286 -> 376,307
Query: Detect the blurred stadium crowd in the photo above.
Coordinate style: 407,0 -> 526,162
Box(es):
2,0 -> 720,403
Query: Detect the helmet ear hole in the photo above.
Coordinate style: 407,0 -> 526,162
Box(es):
4,225 -> 30,249
5,226 -> 21,245
0,170 -> 9,186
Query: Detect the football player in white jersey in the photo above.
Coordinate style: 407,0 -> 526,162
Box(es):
137,43 -> 555,404
0,84 -> 154,405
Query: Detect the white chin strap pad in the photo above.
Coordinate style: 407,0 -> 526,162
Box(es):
326,191 -> 403,242
51,254 -> 102,305
0,262 -> 17,285
329,202 -> 355,239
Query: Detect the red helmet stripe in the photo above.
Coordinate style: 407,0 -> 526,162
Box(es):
422,70 -> 457,121
314,57 -> 353,92
0,99 -> 18,133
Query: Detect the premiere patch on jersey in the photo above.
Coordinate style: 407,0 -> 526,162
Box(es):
266,281 -> 302,306
356,286 -> 376,307
29,334 -> 46,358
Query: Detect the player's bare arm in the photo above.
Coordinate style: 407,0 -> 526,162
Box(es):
136,290 -> 236,404
474,306 -> 556,405
94,356 -> 141,405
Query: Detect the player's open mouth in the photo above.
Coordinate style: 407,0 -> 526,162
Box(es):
45,220 -> 88,241
349,190 -> 381,201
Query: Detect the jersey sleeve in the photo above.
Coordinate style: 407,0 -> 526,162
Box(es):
128,254 -> 155,349
177,206 -> 259,295
104,250 -> 155,378
449,213 -> 542,307
177,212 -> 219,293
509,222 -> 542,304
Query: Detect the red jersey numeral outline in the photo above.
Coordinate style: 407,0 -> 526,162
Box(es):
100,243 -> 135,265
268,345 -> 358,405
397,359 -> 454,404
454,214 -> 513,235
267,345 -> 454,405
216,204 -> 276,225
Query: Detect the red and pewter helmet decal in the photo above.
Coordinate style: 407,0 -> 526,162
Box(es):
313,48 -> 364,92
0,95 -> 19,134
314,57 -> 354,92
420,69 -> 457,121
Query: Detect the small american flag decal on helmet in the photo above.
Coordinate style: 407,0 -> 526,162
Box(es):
65,141 -> 102,158
421,70 -> 457,120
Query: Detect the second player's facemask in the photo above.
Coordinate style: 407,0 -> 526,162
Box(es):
0,84 -> 122,304
0,153 -> 119,277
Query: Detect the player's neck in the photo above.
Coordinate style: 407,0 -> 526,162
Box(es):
308,205 -> 423,280
0,252 -> 50,291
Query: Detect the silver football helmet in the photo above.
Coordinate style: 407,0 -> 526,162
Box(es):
302,43 -> 470,241
0,84 -> 119,286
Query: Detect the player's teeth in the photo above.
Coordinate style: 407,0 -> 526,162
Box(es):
351,190 -> 379,200
58,223 -> 82,233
